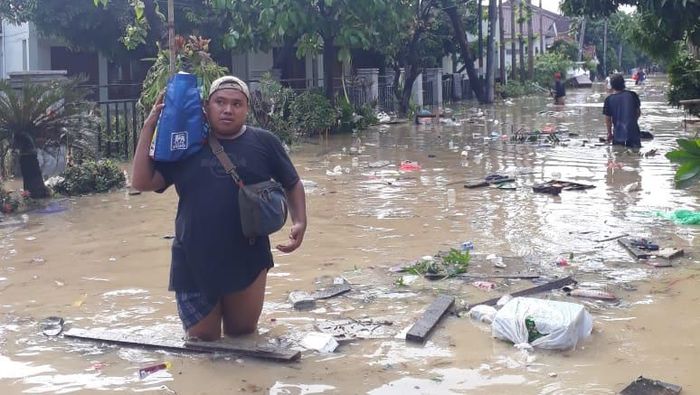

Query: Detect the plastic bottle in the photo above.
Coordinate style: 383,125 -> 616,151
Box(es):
461,241 -> 474,252
138,361 -> 172,379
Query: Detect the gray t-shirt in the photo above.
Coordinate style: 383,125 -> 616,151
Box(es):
155,126 -> 299,297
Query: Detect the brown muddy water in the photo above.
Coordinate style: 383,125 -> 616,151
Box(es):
2,75 -> 700,394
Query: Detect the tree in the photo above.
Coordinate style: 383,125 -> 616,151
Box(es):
485,0 -> 497,103
0,78 -> 99,198
526,0 -> 534,79
510,0 -> 517,80
441,0 -> 484,102
498,0 -> 506,84
517,0 -> 525,81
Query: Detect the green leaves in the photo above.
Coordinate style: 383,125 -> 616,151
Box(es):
666,139 -> 700,184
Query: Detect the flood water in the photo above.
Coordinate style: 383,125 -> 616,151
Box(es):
2,75 -> 700,394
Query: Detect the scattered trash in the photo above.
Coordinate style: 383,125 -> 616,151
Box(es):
300,332 -> 339,353
623,182 -> 642,193
461,241 -> 475,252
40,316 -> 64,336
326,165 -> 344,176
620,376 -> 681,395
162,235 -> 175,240
316,319 -> 394,341
465,174 -> 515,188
491,297 -> 593,350
563,286 -> 617,301
138,361 -> 172,379
656,209 -> 700,225
472,281 -> 497,291
399,160 -> 421,171
554,257 -> 569,267
368,160 -> 391,168
289,291 -> 316,310
468,305 -> 497,324
533,180 -> 595,195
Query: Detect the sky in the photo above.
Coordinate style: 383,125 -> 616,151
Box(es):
539,0 -> 563,14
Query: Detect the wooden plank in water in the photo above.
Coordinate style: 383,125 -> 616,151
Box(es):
594,233 -> 628,242
184,340 -> 301,362
620,376 -> 681,395
618,237 -> 652,259
457,273 -> 541,280
466,276 -> 576,310
63,328 -> 300,362
464,179 -> 489,188
406,294 -> 455,343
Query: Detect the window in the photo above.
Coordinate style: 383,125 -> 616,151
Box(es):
22,39 -> 28,70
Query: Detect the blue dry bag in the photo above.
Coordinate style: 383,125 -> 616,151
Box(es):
149,72 -> 207,162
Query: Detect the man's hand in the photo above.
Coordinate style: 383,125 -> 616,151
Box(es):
144,92 -> 165,130
275,222 -> 306,253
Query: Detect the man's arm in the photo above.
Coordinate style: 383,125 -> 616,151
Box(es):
276,180 -> 307,253
131,95 -> 167,192
605,116 -> 613,142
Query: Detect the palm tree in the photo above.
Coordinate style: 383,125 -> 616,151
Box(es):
0,78 -> 99,198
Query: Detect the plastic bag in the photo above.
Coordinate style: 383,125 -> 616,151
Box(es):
468,305 -> 497,324
491,297 -> 593,350
149,72 -> 207,162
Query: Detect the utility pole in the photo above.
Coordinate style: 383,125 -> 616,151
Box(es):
486,0 -> 497,102
478,0 -> 483,74
527,0 -> 533,79
539,0 -> 543,54
577,17 -> 586,62
603,18 -> 608,77
499,0 -> 505,84
168,0 -> 176,75
510,0 -> 517,80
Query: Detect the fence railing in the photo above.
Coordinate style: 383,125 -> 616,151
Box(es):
442,76 -> 454,104
422,80 -> 434,106
95,99 -> 142,159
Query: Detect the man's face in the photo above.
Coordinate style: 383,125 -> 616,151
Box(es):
205,89 -> 248,136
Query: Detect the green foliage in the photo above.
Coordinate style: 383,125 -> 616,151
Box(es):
0,77 -> 99,156
405,248 -> 470,278
250,74 -> 296,143
549,39 -> 578,61
666,139 -> 700,185
52,160 -> 126,195
667,51 -> 700,116
138,35 -> 228,114
495,80 -> 536,98
534,52 -> 573,87
289,90 -> 336,137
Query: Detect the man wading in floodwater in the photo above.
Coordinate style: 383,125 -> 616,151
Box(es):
131,76 -> 307,340
604,73 -> 642,148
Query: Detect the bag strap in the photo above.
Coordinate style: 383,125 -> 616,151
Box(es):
208,133 -> 244,186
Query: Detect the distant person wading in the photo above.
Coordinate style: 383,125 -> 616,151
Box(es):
552,72 -> 566,105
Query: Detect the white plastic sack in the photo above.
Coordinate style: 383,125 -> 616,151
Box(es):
468,305 -> 497,324
491,297 -> 593,350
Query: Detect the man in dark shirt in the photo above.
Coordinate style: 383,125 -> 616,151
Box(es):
131,76 -> 307,340
552,72 -> 566,105
603,74 -> 642,148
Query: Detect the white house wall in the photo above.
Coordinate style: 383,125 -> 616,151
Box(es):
2,21 -> 31,78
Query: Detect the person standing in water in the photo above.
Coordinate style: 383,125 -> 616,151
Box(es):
604,73 -> 642,148
551,72 -> 566,105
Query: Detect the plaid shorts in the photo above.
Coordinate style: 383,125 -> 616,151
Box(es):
175,292 -> 218,330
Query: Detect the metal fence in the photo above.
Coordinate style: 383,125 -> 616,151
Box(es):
442,76 -> 454,104
95,99 -> 142,159
422,80 -> 434,106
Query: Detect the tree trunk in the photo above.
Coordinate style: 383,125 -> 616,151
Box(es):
19,150 -> 50,199
518,2 -> 525,82
400,66 -> 421,116
478,1 -> 483,72
539,0 -> 544,54
322,35 -> 336,102
577,17 -> 586,62
499,0 -> 505,84
442,2 -> 484,102
510,0 -> 517,80
527,0 -> 534,80
603,18 -> 608,77
485,0 -> 497,103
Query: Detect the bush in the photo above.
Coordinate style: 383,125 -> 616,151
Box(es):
668,50 -> 700,116
52,160 -> 125,196
496,81 -> 537,98
0,187 -> 38,214
249,74 -> 296,143
534,52 -> 573,88
289,90 -> 336,136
